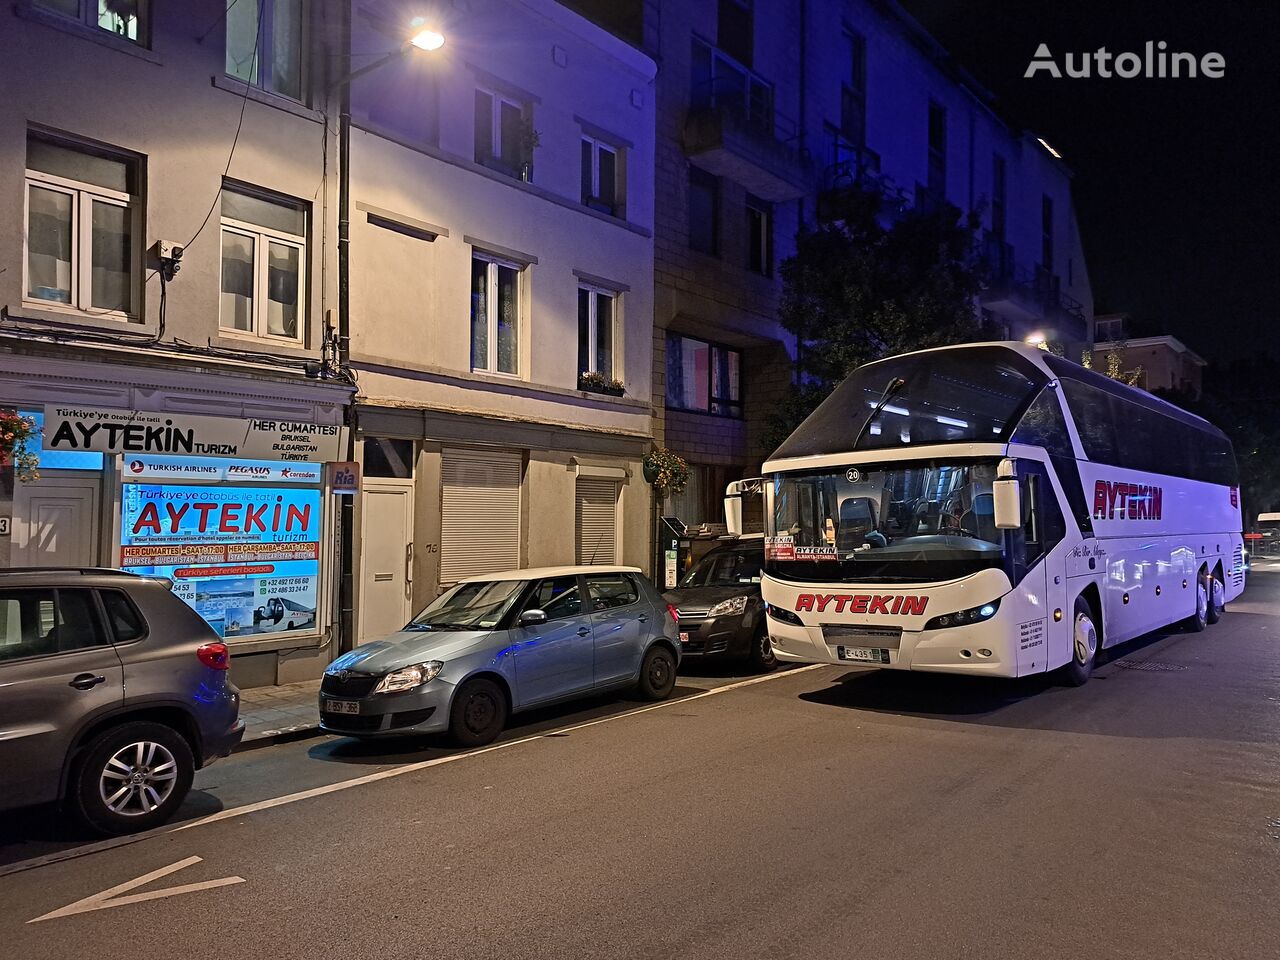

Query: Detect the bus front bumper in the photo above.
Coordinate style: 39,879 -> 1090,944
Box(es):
768,621 -> 1018,677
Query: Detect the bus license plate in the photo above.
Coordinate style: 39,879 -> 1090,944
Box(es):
838,646 -> 886,663
323,698 -> 360,715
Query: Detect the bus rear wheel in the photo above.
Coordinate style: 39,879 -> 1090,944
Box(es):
1206,571 -> 1225,624
1061,596 -> 1098,687
1184,569 -> 1209,632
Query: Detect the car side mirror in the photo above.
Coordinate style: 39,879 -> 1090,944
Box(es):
993,459 -> 1022,530
518,609 -> 547,627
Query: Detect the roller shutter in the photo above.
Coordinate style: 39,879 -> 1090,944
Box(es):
440,449 -> 522,584
576,478 -> 619,565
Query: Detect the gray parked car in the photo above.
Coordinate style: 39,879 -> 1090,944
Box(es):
320,566 -> 680,746
0,569 -> 244,835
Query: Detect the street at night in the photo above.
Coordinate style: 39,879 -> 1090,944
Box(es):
3,566 -> 1276,959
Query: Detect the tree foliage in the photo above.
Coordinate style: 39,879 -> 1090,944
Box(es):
766,186 -> 993,450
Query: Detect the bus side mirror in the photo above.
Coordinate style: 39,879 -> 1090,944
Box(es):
993,459 -> 1021,529
725,495 -> 743,536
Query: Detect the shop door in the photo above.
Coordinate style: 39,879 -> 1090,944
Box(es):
359,481 -> 414,644
440,450 -> 522,585
11,475 -> 100,566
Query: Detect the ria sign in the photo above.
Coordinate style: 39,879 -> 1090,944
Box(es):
1025,42 -> 1225,79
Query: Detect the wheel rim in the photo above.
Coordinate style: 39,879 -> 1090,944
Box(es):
1074,612 -> 1097,665
1211,577 -> 1224,613
649,654 -> 671,690
99,741 -> 178,817
463,692 -> 498,735
759,634 -> 775,665
1196,580 -> 1208,621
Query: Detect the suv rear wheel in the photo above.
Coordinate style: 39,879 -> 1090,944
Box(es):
72,722 -> 194,835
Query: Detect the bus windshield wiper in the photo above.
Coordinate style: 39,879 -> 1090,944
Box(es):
854,377 -> 906,446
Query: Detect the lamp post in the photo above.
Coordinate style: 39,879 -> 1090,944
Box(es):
336,13 -> 444,652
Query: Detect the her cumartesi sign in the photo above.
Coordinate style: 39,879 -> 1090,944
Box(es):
43,405 -> 344,463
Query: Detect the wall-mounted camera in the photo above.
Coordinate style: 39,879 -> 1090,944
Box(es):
153,239 -> 184,281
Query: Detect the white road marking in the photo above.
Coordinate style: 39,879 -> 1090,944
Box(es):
0,664 -> 827,878
28,856 -> 244,923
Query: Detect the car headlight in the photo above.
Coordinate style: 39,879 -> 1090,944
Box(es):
924,599 -> 1000,631
707,595 -> 751,617
372,661 -> 444,694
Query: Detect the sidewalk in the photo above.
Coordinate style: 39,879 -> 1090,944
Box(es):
237,679 -> 324,750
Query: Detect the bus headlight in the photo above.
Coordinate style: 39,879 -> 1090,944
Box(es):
924,599 -> 1001,631
765,603 -> 804,626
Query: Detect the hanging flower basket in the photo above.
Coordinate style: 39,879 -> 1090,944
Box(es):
0,410 -> 40,483
642,447 -> 689,496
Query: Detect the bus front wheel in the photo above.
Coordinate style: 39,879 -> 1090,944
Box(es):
1061,596 -> 1098,687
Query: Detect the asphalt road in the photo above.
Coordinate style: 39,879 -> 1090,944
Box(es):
1,568 -> 1277,959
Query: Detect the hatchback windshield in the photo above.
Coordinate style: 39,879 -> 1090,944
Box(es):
409,579 -> 526,630
680,549 -> 763,588
767,460 -> 1004,582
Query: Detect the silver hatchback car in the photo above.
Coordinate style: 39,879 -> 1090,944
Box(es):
320,566 -> 680,746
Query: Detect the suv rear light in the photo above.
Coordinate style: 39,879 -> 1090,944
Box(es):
666,603 -> 680,623
197,642 -> 230,670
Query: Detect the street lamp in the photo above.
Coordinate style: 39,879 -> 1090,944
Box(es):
1024,332 -> 1047,349
336,13 -> 444,652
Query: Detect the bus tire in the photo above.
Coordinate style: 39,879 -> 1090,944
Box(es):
1061,596 -> 1098,687
1206,570 -> 1225,625
1184,569 -> 1209,632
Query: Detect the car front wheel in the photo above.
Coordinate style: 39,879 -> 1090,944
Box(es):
746,626 -> 777,672
73,722 -> 195,835
448,678 -> 508,748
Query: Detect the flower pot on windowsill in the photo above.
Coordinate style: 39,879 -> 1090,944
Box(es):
578,375 -> 624,397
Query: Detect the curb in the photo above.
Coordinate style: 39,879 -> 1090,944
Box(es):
234,723 -> 326,753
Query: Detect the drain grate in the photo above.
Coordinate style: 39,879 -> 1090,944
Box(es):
1114,659 -> 1188,672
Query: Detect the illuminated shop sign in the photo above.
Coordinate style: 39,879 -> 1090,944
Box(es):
123,455 -> 323,484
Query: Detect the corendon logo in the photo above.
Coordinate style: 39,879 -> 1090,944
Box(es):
1092,480 -> 1163,520
795,594 -> 928,616
280,467 -> 317,480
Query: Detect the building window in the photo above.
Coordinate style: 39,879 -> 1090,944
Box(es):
690,37 -> 774,137
991,154 -> 1006,240
717,0 -> 753,67
580,136 -> 621,216
841,30 -> 867,148
688,166 -> 719,255
927,101 -> 946,198
471,253 -> 520,375
577,286 -> 618,382
1041,195 -> 1054,270
219,185 -> 307,341
666,333 -> 742,417
225,0 -> 305,102
746,194 -> 771,275
475,88 -> 528,178
33,0 -> 147,45
24,135 -> 139,318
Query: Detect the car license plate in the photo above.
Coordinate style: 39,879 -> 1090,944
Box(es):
838,646 -> 887,663
679,631 -> 690,644
323,698 -> 360,715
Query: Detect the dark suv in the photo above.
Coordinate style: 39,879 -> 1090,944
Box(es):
0,569 -> 243,834
663,539 -> 775,670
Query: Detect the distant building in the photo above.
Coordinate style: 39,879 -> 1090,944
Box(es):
1091,315 -> 1205,399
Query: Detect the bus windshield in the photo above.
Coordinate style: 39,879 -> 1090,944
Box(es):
767,460 -> 1005,583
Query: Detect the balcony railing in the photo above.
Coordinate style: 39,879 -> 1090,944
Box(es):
820,135 -> 910,216
978,236 -> 1086,337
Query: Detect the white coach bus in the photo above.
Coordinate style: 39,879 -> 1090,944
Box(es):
734,342 -> 1245,684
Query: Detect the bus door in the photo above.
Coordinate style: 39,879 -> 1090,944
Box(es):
1011,462 -> 1068,674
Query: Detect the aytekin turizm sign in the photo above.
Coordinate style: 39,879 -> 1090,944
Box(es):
43,406 -> 343,463
1025,42 -> 1225,79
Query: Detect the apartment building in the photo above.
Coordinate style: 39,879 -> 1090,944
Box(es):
1092,314 -> 1205,399
565,0 -> 1095,537
343,0 -> 657,642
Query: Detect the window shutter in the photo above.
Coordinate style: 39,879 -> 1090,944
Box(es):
576,478 -> 619,565
440,450 -> 522,584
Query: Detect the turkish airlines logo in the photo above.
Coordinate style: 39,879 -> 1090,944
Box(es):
129,460 -> 144,474
1092,480 -> 1163,520
795,594 -> 928,616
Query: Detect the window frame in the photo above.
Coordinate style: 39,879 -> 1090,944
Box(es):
666,333 -> 743,418
688,165 -> 720,256
475,87 -> 528,177
32,0 -> 150,47
470,251 -> 522,376
840,28 -> 867,148
218,190 -> 308,344
580,135 -> 622,216
224,0 -> 308,104
23,162 -> 141,321
745,193 -> 771,276
1041,194 -> 1055,270
577,284 -> 620,381
927,100 -> 947,198
585,573 -> 640,610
